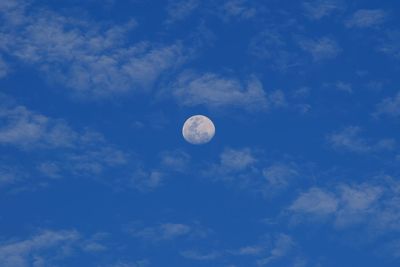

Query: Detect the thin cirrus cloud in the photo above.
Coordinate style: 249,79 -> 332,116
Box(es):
0,230 -> 80,266
375,91 -> 400,117
171,72 -> 286,111
204,147 -> 301,197
288,177 -> 400,232
0,1 -> 189,97
345,9 -> 387,28
0,94 -> 194,192
0,229 -> 141,267
0,104 -> 78,149
165,0 -> 200,24
327,126 -> 396,153
0,96 -> 131,189
220,0 -> 257,21
128,222 -> 210,243
302,0 -> 344,20
298,36 -> 342,61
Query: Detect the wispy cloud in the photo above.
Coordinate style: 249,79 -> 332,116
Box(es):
378,30 -> 400,59
0,230 -> 80,267
375,92 -> 400,117
327,126 -> 396,153
345,9 -> 387,28
299,36 -> 341,61
205,148 -> 304,197
0,105 -> 77,148
256,234 -> 295,266
221,0 -> 257,20
335,81 -> 353,93
171,72 -> 286,111
249,30 -> 304,71
289,177 -> 400,231
0,56 -> 9,78
0,2 -> 189,97
302,0 -> 344,20
180,250 -> 220,261
165,0 -> 199,24
128,222 -> 209,243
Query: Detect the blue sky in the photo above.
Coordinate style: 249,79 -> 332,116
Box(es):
1,0 -> 400,266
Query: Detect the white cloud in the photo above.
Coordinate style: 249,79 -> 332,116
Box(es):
256,234 -> 295,266
378,30 -> 400,59
180,250 -> 220,261
0,166 -> 22,187
289,178 -> 400,231
165,0 -> 199,24
129,222 -> 208,242
289,188 -> 338,215
0,105 -> 77,148
263,163 -> 298,189
204,148 -> 305,198
327,126 -> 396,153
130,169 -> 164,192
159,150 -> 190,172
172,72 -> 285,111
0,97 -> 130,190
299,36 -> 341,61
0,3 -> 188,97
249,30 -> 304,71
108,260 -> 149,267
302,0 -> 344,20
335,81 -> 353,93
346,9 -> 387,28
0,230 -> 80,267
221,0 -> 257,20
219,148 -> 257,172
0,56 -> 9,78
375,92 -> 400,117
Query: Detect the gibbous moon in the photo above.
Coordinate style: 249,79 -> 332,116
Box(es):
182,115 -> 215,145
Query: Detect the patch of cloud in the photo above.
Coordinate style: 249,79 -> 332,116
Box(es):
107,260 -> 150,267
299,36 -> 341,61
0,3 -> 189,97
221,0 -> 257,21
172,72 -> 286,111
378,30 -> 400,59
249,30 -> 304,71
375,92 -> 400,117
0,165 -> 22,187
345,9 -> 387,28
335,81 -> 353,93
233,245 -> 265,256
289,177 -> 400,231
180,250 -> 220,261
302,0 -> 344,20
0,105 -> 77,148
0,230 -> 80,267
159,150 -> 190,172
289,187 -> 339,216
0,55 -> 9,78
0,97 -> 132,191
250,30 -> 340,71
165,0 -> 199,24
256,234 -> 295,266
131,169 -> 164,192
263,163 -> 298,189
129,222 -> 209,243
205,148 -> 304,197
327,126 -> 396,153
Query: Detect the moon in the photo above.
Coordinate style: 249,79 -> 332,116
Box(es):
182,115 -> 215,145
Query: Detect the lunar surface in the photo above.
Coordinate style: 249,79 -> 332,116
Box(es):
182,115 -> 215,145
